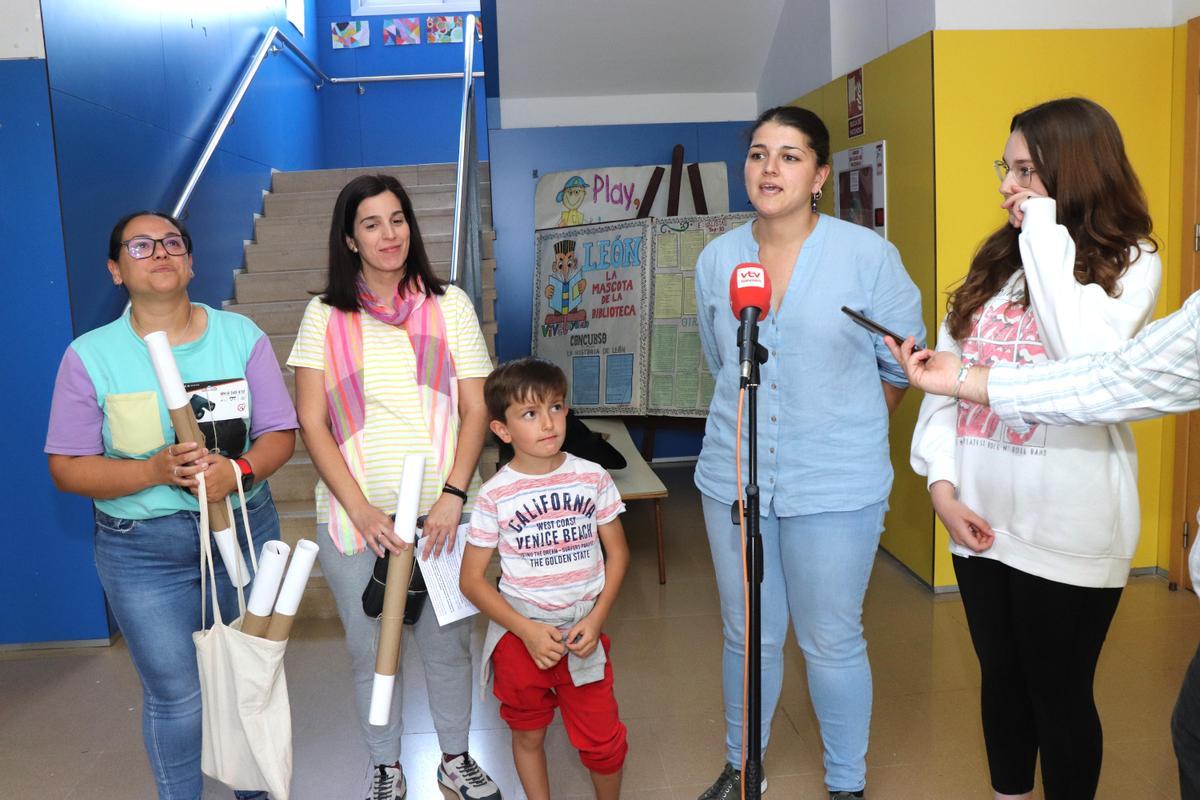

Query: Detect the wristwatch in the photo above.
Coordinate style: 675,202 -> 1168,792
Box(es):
234,457 -> 255,492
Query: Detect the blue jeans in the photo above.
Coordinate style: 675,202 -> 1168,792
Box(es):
702,493 -> 885,794
93,485 -> 280,800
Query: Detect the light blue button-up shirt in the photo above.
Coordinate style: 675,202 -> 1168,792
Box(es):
693,216 -> 925,516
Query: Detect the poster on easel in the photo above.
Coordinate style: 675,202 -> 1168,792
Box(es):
647,212 -> 755,417
532,219 -> 654,416
534,164 -> 729,230
832,140 -> 887,239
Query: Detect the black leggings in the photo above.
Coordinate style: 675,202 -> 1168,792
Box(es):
953,555 -> 1123,799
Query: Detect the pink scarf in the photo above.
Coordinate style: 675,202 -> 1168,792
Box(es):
323,279 -> 458,554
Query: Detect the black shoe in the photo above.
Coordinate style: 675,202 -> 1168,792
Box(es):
829,791 -> 864,799
697,763 -> 768,799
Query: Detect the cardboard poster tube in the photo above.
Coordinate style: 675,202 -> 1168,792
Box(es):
242,540 -> 290,637
368,454 -> 425,726
147,332 -> 250,587
266,539 -> 318,641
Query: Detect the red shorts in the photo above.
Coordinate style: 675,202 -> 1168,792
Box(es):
491,631 -> 628,774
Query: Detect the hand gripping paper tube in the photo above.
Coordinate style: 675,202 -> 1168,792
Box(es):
265,539 -> 319,641
368,453 -> 424,726
144,331 -> 250,587
241,540 -> 290,637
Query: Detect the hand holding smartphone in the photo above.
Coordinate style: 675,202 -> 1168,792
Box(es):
841,306 -> 923,350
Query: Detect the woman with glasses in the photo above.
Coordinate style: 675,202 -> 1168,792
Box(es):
910,97 -> 1161,799
44,211 -> 297,800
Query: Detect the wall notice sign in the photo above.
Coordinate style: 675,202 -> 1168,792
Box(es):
832,140 -> 887,239
847,68 -> 864,138
532,219 -> 654,415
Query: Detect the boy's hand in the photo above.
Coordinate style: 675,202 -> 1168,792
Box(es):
519,621 -> 567,669
564,615 -> 603,659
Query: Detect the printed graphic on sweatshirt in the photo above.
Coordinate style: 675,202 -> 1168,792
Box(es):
958,300 -> 1047,454
183,377 -> 249,458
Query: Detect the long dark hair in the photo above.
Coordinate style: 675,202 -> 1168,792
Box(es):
320,174 -> 445,310
947,97 -> 1156,341
108,210 -> 192,261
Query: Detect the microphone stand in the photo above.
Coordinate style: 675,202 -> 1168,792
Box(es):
736,327 -> 768,800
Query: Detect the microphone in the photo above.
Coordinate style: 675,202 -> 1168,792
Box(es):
729,263 -> 772,384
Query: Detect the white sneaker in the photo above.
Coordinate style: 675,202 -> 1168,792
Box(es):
437,753 -> 502,799
368,762 -> 406,800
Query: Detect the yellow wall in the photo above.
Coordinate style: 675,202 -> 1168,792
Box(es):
794,34 -> 938,584
930,28 -> 1177,586
790,27 -> 1186,589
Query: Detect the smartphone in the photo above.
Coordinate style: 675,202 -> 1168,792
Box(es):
841,306 -> 914,346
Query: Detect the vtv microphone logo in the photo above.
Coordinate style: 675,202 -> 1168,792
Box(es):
736,265 -> 766,289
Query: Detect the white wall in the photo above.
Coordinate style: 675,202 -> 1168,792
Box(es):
1,0 -> 44,59
1175,0 -> 1200,24
758,0 -> 831,110
829,0 -> 933,81
934,0 -> 1171,29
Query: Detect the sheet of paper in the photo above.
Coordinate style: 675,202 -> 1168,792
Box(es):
674,372 -> 700,408
682,276 -> 698,315
654,274 -> 684,318
651,325 -> 678,372
416,523 -> 479,626
680,230 -> 707,269
675,330 -> 702,372
658,232 -> 679,268
650,373 -> 675,407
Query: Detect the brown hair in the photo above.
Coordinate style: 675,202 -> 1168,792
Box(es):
484,358 -> 569,422
946,97 -> 1156,341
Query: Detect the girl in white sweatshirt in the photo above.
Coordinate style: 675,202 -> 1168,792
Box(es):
911,97 -> 1161,800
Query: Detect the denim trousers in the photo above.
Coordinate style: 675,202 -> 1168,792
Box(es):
701,493 -> 885,794
93,485 -> 280,800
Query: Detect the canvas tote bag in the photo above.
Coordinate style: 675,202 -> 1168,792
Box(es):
194,466 -> 293,800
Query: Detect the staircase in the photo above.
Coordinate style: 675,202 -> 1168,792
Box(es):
225,162 -> 499,619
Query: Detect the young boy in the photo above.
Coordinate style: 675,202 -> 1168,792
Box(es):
460,358 -> 630,800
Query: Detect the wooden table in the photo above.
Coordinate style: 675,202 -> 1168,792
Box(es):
580,418 -> 670,584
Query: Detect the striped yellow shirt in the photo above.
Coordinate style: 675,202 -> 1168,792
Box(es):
287,286 -> 492,521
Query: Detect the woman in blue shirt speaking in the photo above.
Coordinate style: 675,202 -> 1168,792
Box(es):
693,106 -> 924,800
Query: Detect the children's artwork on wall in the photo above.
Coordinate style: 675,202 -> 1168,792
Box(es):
426,15 -> 464,44
534,164 -> 730,230
331,21 -> 369,49
383,17 -> 420,46
533,220 -> 654,415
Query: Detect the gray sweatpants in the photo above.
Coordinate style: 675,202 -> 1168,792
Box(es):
317,525 -> 473,765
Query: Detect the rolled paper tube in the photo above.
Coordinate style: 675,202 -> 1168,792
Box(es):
266,539 -> 318,641
146,333 -> 248,588
242,540 -> 291,637
368,453 -> 425,726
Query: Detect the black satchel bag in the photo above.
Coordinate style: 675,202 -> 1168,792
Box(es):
361,517 -> 429,624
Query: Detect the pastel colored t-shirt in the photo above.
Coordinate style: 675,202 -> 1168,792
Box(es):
45,305 -> 297,520
286,286 -> 493,520
468,453 -> 625,612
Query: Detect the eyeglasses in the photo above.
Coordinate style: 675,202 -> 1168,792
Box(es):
121,234 -> 190,260
993,160 -> 1037,188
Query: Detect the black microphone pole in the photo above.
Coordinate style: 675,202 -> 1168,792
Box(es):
736,319 -> 767,800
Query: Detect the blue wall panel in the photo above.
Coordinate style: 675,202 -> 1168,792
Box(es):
487,121 -> 754,458
0,59 -> 106,645
314,1 -> 489,167
42,1 -> 325,334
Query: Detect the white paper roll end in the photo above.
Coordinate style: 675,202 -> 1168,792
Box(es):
143,331 -> 188,409
212,527 -> 250,588
392,454 -> 426,545
272,539 -> 319,616
368,673 -> 396,726
246,540 -> 291,617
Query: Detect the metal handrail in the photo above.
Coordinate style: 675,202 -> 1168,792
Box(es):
172,24 -> 484,218
449,14 -> 479,289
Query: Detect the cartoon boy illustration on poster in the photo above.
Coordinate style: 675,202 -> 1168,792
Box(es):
556,176 -> 589,227
545,239 -> 587,321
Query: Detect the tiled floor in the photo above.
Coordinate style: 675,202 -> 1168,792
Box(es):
2,465 -> 1196,799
